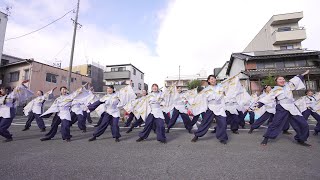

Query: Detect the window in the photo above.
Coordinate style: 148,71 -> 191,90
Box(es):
295,60 -> 306,67
1,59 -> 9,66
280,45 -> 294,50
278,27 -> 291,32
10,71 -> 20,82
275,61 -> 284,69
256,62 -> 265,69
307,60 -> 316,66
111,68 -> 116,72
71,77 -> 76,82
24,69 -> 30,80
141,74 -> 144,79
118,67 -> 126,71
133,68 -> 136,75
46,73 -> 58,83
284,61 -> 296,68
138,83 -> 142,90
264,62 -> 275,69
132,83 -> 134,87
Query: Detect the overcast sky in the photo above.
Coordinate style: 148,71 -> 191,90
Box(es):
1,0 -> 320,88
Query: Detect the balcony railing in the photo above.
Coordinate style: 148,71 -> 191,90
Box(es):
271,27 -> 306,45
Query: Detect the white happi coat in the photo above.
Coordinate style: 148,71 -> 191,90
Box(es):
148,91 -> 165,119
173,92 -> 188,114
41,87 -> 85,121
295,94 -> 320,113
0,85 -> 33,119
23,90 -> 53,115
99,93 -> 121,118
259,76 -> 306,116
204,84 -> 227,117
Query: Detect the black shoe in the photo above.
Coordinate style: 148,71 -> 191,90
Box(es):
297,140 -> 311,147
115,138 -> 120,142
313,131 -> 318,136
82,129 -> 87,133
40,128 -> 46,132
248,128 -> 253,134
191,136 -> 198,142
40,137 -> 51,141
136,137 -> 144,142
283,130 -> 292,135
88,137 -> 96,142
232,130 -> 239,134
22,127 -> 30,131
126,128 -> 133,133
3,138 -> 13,142
65,139 -> 71,142
159,139 -> 167,144
166,128 -> 170,133
261,137 -> 268,146
211,129 -> 216,134
220,140 -> 227,144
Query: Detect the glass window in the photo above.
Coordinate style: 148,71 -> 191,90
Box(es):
138,83 -> 141,90
24,69 -> 30,80
46,73 -> 58,83
141,74 -> 143,79
275,61 -> 284,69
295,60 -> 306,67
256,62 -> 265,69
307,60 -> 316,66
284,61 -> 295,68
264,62 -> 275,69
10,71 -> 20,82
111,68 -> 116,72
118,67 -> 126,71
278,27 -> 292,32
133,68 -> 136,75
132,83 -> 134,87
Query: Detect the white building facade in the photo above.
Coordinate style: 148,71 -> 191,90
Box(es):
104,64 -> 144,94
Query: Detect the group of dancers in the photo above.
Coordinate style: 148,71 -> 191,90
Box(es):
0,70 -> 319,146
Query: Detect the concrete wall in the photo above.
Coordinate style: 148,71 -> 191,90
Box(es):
0,12 -> 8,61
0,61 -> 91,97
244,12 -> 304,52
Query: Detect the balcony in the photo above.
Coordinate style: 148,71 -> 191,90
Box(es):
104,70 -> 130,80
270,12 -> 303,25
271,27 -> 306,45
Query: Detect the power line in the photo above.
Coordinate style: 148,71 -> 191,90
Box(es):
5,8 -> 75,41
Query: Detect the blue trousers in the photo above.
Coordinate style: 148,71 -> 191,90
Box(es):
167,108 -> 192,131
191,112 -> 205,127
0,117 -> 13,139
25,112 -> 46,129
226,111 -> 239,131
194,109 -> 228,141
302,109 -> 320,133
125,112 -> 135,126
45,116 -> 72,140
70,112 -> 86,130
163,112 -> 170,125
139,114 -> 166,141
263,105 -> 309,142
251,112 -> 274,130
132,117 -> 144,127
93,113 -> 120,138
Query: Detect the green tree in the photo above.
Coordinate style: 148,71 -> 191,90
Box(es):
187,80 -> 203,92
261,74 -> 276,87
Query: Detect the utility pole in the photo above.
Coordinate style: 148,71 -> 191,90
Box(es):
67,0 -> 80,90
178,65 -> 181,85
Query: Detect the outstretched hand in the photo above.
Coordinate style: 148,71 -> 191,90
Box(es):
302,70 -> 310,76
21,80 -> 29,84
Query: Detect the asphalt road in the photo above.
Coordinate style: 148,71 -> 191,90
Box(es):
0,116 -> 319,180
